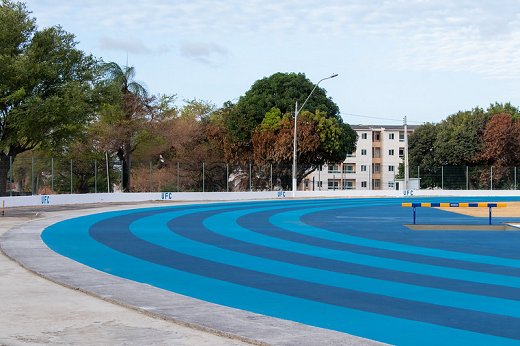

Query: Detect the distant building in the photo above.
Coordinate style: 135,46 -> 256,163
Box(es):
303,124 -> 419,191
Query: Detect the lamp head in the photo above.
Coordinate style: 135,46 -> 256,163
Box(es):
330,73 -> 338,78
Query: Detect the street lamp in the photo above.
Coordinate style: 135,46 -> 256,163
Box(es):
292,73 -> 338,197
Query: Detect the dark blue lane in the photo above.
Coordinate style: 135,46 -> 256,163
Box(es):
237,207 -> 520,277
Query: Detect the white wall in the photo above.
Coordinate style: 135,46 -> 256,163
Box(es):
1,189 -> 520,208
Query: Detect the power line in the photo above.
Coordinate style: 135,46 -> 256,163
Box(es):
341,112 -> 425,124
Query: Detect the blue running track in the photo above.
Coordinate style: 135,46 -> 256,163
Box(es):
41,197 -> 520,345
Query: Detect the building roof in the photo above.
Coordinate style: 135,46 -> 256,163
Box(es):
350,124 -> 420,131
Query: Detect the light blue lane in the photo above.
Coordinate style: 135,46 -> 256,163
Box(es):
41,204 -> 520,346
131,210 -> 520,318
204,207 -> 520,289
270,207 -> 520,269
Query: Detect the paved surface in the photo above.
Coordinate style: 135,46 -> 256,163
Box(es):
0,202 -> 381,346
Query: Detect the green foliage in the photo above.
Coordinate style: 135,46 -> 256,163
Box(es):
226,72 -> 340,141
408,102 -> 520,189
259,107 -> 283,131
0,0 -> 100,194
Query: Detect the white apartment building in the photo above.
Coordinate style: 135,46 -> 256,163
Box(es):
303,125 -> 418,191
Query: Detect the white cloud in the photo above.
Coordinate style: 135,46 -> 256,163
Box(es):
99,36 -> 151,54
180,42 -> 229,65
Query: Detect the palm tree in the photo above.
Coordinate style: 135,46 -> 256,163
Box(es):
101,62 -> 149,191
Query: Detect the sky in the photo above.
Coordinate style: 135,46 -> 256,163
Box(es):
21,0 -> 520,125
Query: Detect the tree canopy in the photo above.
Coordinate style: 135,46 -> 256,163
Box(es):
407,102 -> 520,188
225,72 -> 341,142
0,0 -> 100,194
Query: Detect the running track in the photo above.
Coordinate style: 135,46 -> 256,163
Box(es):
41,197 -> 520,345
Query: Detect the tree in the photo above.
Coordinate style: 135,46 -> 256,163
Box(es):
226,72 -> 341,143
94,62 -> 152,191
251,109 -> 356,188
433,107 -> 491,166
477,113 -> 520,166
0,0 -> 100,195
209,72 -> 356,188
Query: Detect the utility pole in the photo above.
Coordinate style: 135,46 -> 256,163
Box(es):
404,116 -> 409,190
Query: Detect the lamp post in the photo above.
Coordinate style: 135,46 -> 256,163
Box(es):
292,73 -> 338,197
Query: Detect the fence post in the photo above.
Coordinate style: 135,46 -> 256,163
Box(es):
120,161 -> 123,193
270,164 -> 273,191
70,159 -> 73,194
51,158 -> 54,195
466,166 -> 469,190
177,162 -> 179,192
249,163 -> 252,192
31,157 -> 34,195
226,163 -> 229,192
106,152 -> 110,193
203,162 -> 205,193
95,159 -> 97,193
441,166 -> 444,190
319,165 -> 321,191
150,161 -> 152,193
9,156 -> 12,197
491,166 -> 493,191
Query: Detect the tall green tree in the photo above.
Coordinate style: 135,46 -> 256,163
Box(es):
97,62 -> 150,191
226,72 -> 341,143
209,72 -> 356,187
0,0 -> 100,195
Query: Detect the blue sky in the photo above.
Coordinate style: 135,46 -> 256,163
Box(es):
22,0 -> 520,125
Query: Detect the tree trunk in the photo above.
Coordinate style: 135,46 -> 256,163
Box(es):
123,140 -> 132,192
0,154 -> 12,196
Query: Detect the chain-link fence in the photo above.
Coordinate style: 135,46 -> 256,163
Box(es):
2,156 -> 519,196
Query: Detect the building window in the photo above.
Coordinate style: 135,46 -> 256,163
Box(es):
361,149 -> 367,155
399,133 -> 405,142
328,165 -> 340,173
399,149 -> 404,158
388,181 -> 395,188
343,181 -> 354,189
389,149 -> 394,156
374,165 -> 380,172
317,181 -> 323,188
361,181 -> 367,188
361,133 -> 367,139
374,133 -> 380,141
389,165 -> 395,172
361,165 -> 367,172
389,133 -> 395,140
343,165 -> 355,173
328,181 -> 339,190
374,149 -> 380,157
375,181 -> 380,188
346,152 -> 355,157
